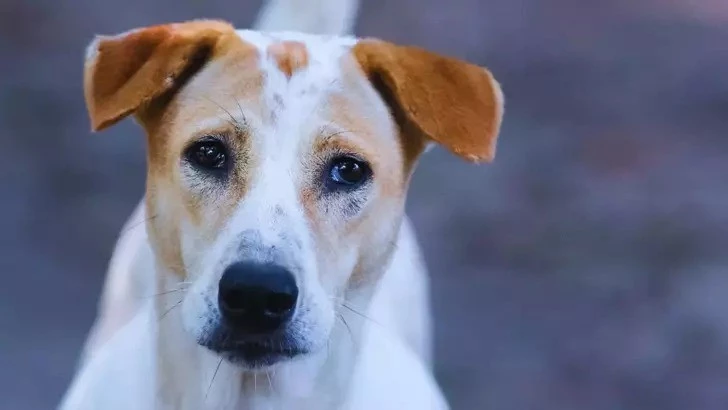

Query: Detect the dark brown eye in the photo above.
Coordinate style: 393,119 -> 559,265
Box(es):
327,156 -> 371,190
186,139 -> 228,170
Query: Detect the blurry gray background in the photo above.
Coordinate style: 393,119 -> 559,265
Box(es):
2,0 -> 728,409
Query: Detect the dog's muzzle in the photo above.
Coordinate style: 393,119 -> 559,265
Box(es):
199,261 -> 307,367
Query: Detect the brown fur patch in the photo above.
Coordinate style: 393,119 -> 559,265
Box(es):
84,20 -> 236,132
266,41 -> 310,78
140,34 -> 262,277
85,20 -> 263,277
139,31 -> 260,175
352,39 -> 504,163
297,57 -> 409,288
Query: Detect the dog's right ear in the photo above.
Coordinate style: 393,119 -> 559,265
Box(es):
83,20 -> 235,132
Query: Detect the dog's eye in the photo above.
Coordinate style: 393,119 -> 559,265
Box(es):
327,156 -> 371,190
186,139 -> 228,170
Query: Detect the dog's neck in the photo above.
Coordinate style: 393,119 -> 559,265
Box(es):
149,262 -> 374,410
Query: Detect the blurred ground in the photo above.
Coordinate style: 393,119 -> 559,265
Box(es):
1,0 -> 727,409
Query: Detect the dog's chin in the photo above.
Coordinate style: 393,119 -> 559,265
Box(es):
198,327 -> 311,369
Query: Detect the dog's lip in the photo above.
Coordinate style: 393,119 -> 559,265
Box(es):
225,341 -> 305,357
213,340 -> 309,367
214,340 -> 304,355
202,335 -> 309,364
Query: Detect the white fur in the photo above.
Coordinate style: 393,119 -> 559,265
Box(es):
165,28 -> 403,361
60,219 -> 444,410
79,200 -> 152,364
61,0 -> 441,408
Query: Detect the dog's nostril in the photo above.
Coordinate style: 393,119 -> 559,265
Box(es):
219,289 -> 250,313
218,262 -> 299,334
265,292 -> 296,316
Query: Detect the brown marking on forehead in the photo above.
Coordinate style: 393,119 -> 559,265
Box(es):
266,41 -> 310,78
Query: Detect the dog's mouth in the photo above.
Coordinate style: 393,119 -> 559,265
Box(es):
219,341 -> 307,367
199,328 -> 309,368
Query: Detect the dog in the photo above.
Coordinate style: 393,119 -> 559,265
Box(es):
60,0 -> 504,408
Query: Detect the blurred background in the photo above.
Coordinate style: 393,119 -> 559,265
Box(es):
2,0 -> 727,409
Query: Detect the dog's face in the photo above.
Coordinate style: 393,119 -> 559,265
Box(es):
84,21 -> 503,368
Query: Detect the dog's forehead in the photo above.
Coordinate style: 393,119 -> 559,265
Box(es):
163,29 -> 378,152
236,29 -> 357,83
160,28 -> 400,173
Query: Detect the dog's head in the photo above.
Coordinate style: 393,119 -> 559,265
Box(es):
84,20 -> 503,368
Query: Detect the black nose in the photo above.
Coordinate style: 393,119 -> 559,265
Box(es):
218,262 -> 298,334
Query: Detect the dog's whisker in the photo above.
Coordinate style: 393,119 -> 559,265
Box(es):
319,123 -> 364,142
140,285 -> 190,299
338,313 -> 355,346
118,214 -> 158,237
163,263 -> 190,274
203,96 -> 246,131
329,296 -> 368,313
234,97 -> 249,128
340,303 -> 382,328
205,358 -> 223,402
157,300 -> 183,322
266,371 -> 275,395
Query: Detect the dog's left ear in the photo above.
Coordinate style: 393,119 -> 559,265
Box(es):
353,40 -> 504,162
83,20 -> 235,131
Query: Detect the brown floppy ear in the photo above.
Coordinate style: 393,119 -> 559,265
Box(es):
353,40 -> 504,162
83,20 -> 235,132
